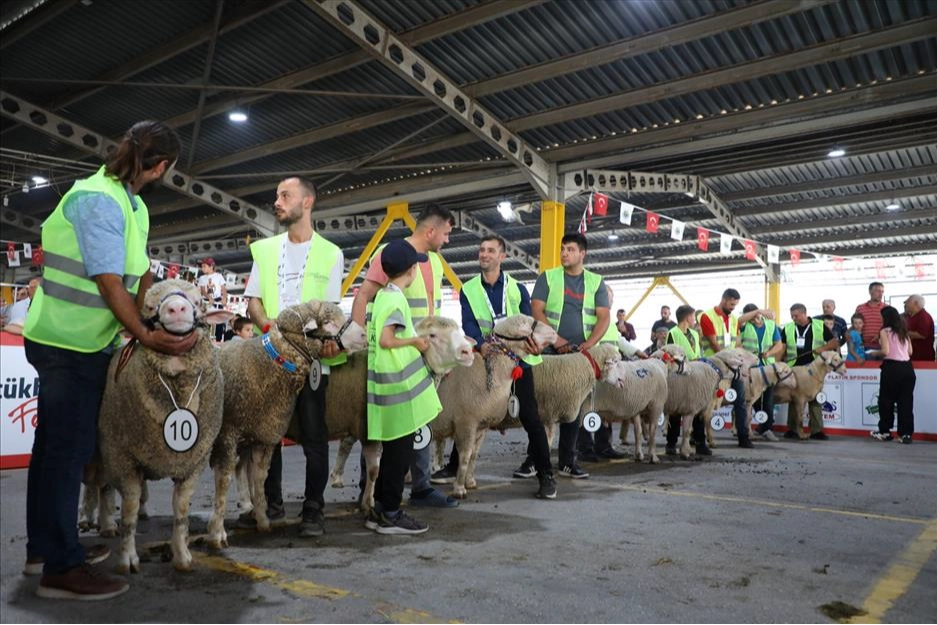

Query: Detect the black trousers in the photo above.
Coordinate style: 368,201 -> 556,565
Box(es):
265,374 -> 330,511
577,423 -> 613,455
375,433 -> 415,513
878,360 -> 916,437
666,414 -> 706,448
448,366 -> 552,474
754,386 -> 775,434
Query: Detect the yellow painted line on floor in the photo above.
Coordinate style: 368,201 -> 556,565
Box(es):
195,553 -> 349,600
603,483 -> 929,525
844,518 -> 937,624
374,603 -> 463,624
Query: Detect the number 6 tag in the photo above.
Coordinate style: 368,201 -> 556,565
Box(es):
164,409 -> 199,453
413,425 -> 432,450
583,411 -> 601,433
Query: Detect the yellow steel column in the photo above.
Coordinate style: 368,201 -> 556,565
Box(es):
766,277 -> 781,320
540,200 -> 565,272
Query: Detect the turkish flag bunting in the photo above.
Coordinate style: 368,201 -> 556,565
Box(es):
833,256 -> 845,272
167,264 -> 179,279
915,260 -> 925,279
874,259 -> 886,279
593,193 -> 608,216
789,249 -> 801,266
646,212 -> 660,233
32,245 -> 43,265
696,228 -> 710,251
744,240 -> 756,260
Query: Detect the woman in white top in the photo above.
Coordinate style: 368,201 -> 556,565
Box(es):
871,306 -> 915,444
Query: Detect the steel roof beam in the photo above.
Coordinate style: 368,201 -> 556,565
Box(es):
0,91 -> 278,236
1,206 -> 42,235
734,184 -> 937,217
0,0 -> 77,51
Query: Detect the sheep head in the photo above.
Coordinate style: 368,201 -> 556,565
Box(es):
276,300 -> 366,359
772,362 -> 797,388
142,279 -> 234,336
651,344 -> 686,374
491,314 -> 558,355
819,351 -> 847,376
416,316 -> 475,375
720,348 -> 757,379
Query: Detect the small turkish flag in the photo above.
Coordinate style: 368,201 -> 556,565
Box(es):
697,228 -> 710,251
32,245 -> 43,265
646,212 -> 660,233
833,256 -> 845,272
789,249 -> 801,266
167,264 -> 179,279
915,260 -> 925,278
874,259 -> 886,279
593,193 -> 608,216
744,240 -> 757,260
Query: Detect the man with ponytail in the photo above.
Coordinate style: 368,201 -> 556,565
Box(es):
23,121 -> 190,600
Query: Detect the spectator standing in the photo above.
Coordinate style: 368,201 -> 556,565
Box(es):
903,295 -> 935,362
198,258 -> 228,342
815,299 -> 847,346
616,309 -> 636,341
845,314 -> 867,364
650,305 -> 676,341
855,282 -> 886,351
871,306 -> 916,444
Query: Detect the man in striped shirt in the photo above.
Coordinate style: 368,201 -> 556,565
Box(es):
854,282 -> 886,352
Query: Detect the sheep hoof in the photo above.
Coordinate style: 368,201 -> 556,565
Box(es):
465,482 -> 478,491
635,453 -> 645,463
173,557 -> 194,573
117,557 -> 140,575
256,521 -> 271,533
78,521 -> 94,532
207,533 -> 228,550
649,455 -> 660,464
452,489 -> 467,500
330,478 -> 344,488
99,527 -> 118,538
680,452 -> 692,460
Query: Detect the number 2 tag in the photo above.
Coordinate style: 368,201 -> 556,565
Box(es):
754,410 -> 769,424
583,411 -> 601,433
164,409 -> 199,453
413,425 -> 432,450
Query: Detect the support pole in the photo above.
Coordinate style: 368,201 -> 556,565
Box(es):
765,269 -> 781,320
624,276 -> 690,322
540,201 -> 565,272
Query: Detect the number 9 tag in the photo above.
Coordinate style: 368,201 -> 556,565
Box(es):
309,360 -> 322,391
583,411 -> 601,433
164,409 -> 199,453
413,425 -> 432,450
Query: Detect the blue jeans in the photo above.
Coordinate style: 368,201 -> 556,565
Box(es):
24,339 -> 111,574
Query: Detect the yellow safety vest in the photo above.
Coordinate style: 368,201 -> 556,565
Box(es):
741,320 -> 777,364
783,320 -> 825,366
667,326 -> 701,361
373,243 -> 443,325
543,267 -> 615,344
462,272 -> 541,366
701,307 -> 739,357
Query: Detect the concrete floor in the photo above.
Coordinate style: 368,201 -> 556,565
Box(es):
2,429 -> 935,624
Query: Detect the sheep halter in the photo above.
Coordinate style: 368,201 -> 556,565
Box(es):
262,333 -> 300,373
580,349 -> 602,380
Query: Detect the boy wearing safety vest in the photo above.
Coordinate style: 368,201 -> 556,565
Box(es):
664,304 -> 705,455
365,240 -> 442,535
781,303 -> 839,440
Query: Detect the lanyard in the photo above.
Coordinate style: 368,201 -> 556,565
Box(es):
279,235 -> 313,307
483,274 -> 508,323
796,325 -> 808,340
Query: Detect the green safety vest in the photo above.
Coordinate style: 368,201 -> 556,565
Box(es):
667,326 -> 701,361
701,307 -> 739,357
783,320 -> 825,366
250,231 -> 346,366
373,243 -> 443,325
462,272 -> 542,366
741,320 -> 777,364
24,166 -> 149,353
366,286 -> 441,441
543,267 -> 616,344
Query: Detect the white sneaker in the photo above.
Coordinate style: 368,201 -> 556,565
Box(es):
760,430 -> 779,442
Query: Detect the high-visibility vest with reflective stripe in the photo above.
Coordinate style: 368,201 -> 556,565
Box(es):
462,272 -> 542,366
741,320 -> 777,364
667,326 -> 701,361
783,320 -> 825,366
373,243 -> 443,325
543,267 -> 614,343
24,166 -> 149,353
250,231 -> 347,366
701,307 -> 739,357
366,287 -> 441,441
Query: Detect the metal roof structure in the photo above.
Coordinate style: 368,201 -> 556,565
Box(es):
2,0 -> 935,285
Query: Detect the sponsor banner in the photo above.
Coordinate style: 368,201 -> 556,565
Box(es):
1,334 -> 38,468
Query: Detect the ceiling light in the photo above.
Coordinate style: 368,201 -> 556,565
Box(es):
885,203 -> 900,211
32,176 -> 48,184
22,182 -> 29,193
228,110 -> 248,123
827,148 -> 846,158
497,201 -> 514,222
607,233 -> 619,242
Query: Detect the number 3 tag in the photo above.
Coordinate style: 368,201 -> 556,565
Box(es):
507,394 -> 520,419
164,409 -> 199,453
724,388 -> 737,402
583,411 -> 601,433
413,425 -> 432,450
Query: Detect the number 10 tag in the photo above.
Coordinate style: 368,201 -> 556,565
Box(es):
164,409 -> 199,453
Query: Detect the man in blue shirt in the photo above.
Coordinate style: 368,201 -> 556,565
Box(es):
740,303 -> 784,441
431,236 -> 556,500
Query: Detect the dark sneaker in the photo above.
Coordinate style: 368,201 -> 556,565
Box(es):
512,457 -> 536,479
809,431 -> 829,441
783,430 -> 800,439
236,501 -> 286,529
870,431 -> 893,441
557,464 -> 589,479
408,488 -> 459,508
738,440 -> 754,449
24,544 -> 111,577
536,472 -> 557,500
298,507 -> 325,537
695,445 -> 713,456
368,510 -> 428,535
37,563 -> 129,601
430,466 -> 457,484
578,450 -> 600,463
596,446 -> 627,460
665,445 -> 677,456
899,435 -> 913,444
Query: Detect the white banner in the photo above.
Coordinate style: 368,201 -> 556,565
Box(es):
720,234 -> 733,255
619,201 -> 636,225
670,220 -> 685,241
0,338 -> 38,468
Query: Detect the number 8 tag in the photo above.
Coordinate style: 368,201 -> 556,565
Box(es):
164,409 -> 199,453
413,425 -> 432,450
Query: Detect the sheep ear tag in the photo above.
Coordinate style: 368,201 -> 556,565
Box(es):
583,412 -> 601,433
724,388 -> 737,402
412,425 -> 432,450
754,411 -> 769,425
308,360 -> 322,391
163,409 -> 199,453
507,395 -> 520,419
